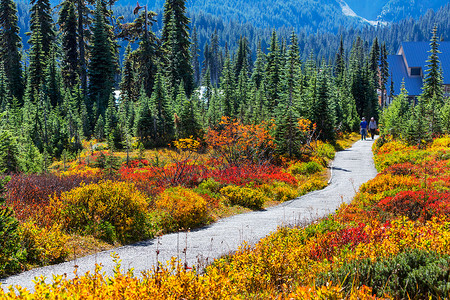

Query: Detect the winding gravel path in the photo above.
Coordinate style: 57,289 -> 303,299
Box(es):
1,138 -> 378,292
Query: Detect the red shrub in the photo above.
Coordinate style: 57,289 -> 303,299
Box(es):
4,174 -> 100,226
208,164 -> 297,186
377,190 -> 450,221
309,223 -> 373,261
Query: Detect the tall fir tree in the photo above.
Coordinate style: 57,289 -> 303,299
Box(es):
0,0 -> 23,103
265,30 -> 281,113
422,25 -> 444,102
191,26 -> 201,87
150,70 -> 174,146
162,0 -> 194,98
220,52 -> 235,117
379,42 -> 389,108
88,0 -> 116,118
59,0 -> 79,89
27,13 -> 46,99
29,0 -> 55,60
120,44 -> 138,103
251,40 -> 265,89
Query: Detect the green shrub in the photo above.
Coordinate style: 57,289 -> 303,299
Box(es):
198,178 -> 223,193
315,143 -> 335,160
317,249 -> 450,299
220,185 -> 267,209
289,161 -> 324,175
0,176 -> 23,277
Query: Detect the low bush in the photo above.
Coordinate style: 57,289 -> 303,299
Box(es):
155,187 -> 210,231
298,178 -> 327,195
0,177 -> 23,277
54,180 -> 150,243
20,222 -> 69,265
377,190 -> 450,221
260,182 -> 298,202
220,185 -> 267,209
288,161 -> 323,175
318,249 -> 450,299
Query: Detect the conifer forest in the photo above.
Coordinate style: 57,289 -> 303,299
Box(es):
1,0 -> 450,298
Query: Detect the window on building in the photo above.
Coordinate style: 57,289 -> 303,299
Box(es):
410,67 -> 421,76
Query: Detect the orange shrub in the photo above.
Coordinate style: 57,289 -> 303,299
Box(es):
53,180 -> 150,243
155,187 -> 210,231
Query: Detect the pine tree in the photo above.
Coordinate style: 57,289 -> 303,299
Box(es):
265,30 -> 281,113
150,70 -> 174,146
29,0 -> 54,60
0,0 -> 23,103
368,37 -> 380,89
120,44 -> 138,103
334,35 -> 345,80
191,26 -> 200,87
59,0 -> 79,89
162,0 -> 194,98
88,0 -> 116,118
313,68 -> 335,141
251,40 -> 265,89
179,97 -> 202,139
44,49 -> 62,107
0,130 -> 20,173
220,52 -> 235,117
27,14 -> 46,98
379,43 -> 389,108
234,36 -> 250,81
422,25 -> 444,102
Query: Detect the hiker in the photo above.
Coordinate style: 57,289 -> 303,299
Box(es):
369,117 -> 377,140
360,117 -> 367,140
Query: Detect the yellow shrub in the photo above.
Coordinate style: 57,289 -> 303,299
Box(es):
298,178 -> 327,195
53,180 -> 150,243
260,182 -> 299,202
20,222 -> 70,265
220,185 -> 268,209
155,187 -> 210,231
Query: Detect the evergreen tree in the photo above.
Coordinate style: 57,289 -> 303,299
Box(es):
313,68 -> 335,141
191,26 -> 201,87
422,25 -> 444,102
234,36 -> 250,81
0,175 -> 21,277
88,0 -> 116,118
162,0 -> 194,98
179,97 -> 202,139
334,35 -> 345,79
220,52 -> 235,117
27,14 -> 46,98
0,0 -> 23,103
251,40 -> 265,89
59,0 -> 79,89
150,70 -> 174,146
368,37 -> 380,89
29,0 -> 55,59
265,30 -> 281,113
44,50 -> 62,107
379,42 -> 389,108
0,129 -> 20,173
120,44 -> 138,103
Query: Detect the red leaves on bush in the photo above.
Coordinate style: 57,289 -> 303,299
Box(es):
309,223 -> 372,261
209,164 -> 297,186
4,174 -> 100,226
378,190 -> 450,221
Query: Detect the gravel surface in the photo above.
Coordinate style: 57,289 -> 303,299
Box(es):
1,138 -> 378,292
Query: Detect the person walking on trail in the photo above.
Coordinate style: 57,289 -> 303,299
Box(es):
360,117 -> 368,140
369,117 -> 377,140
